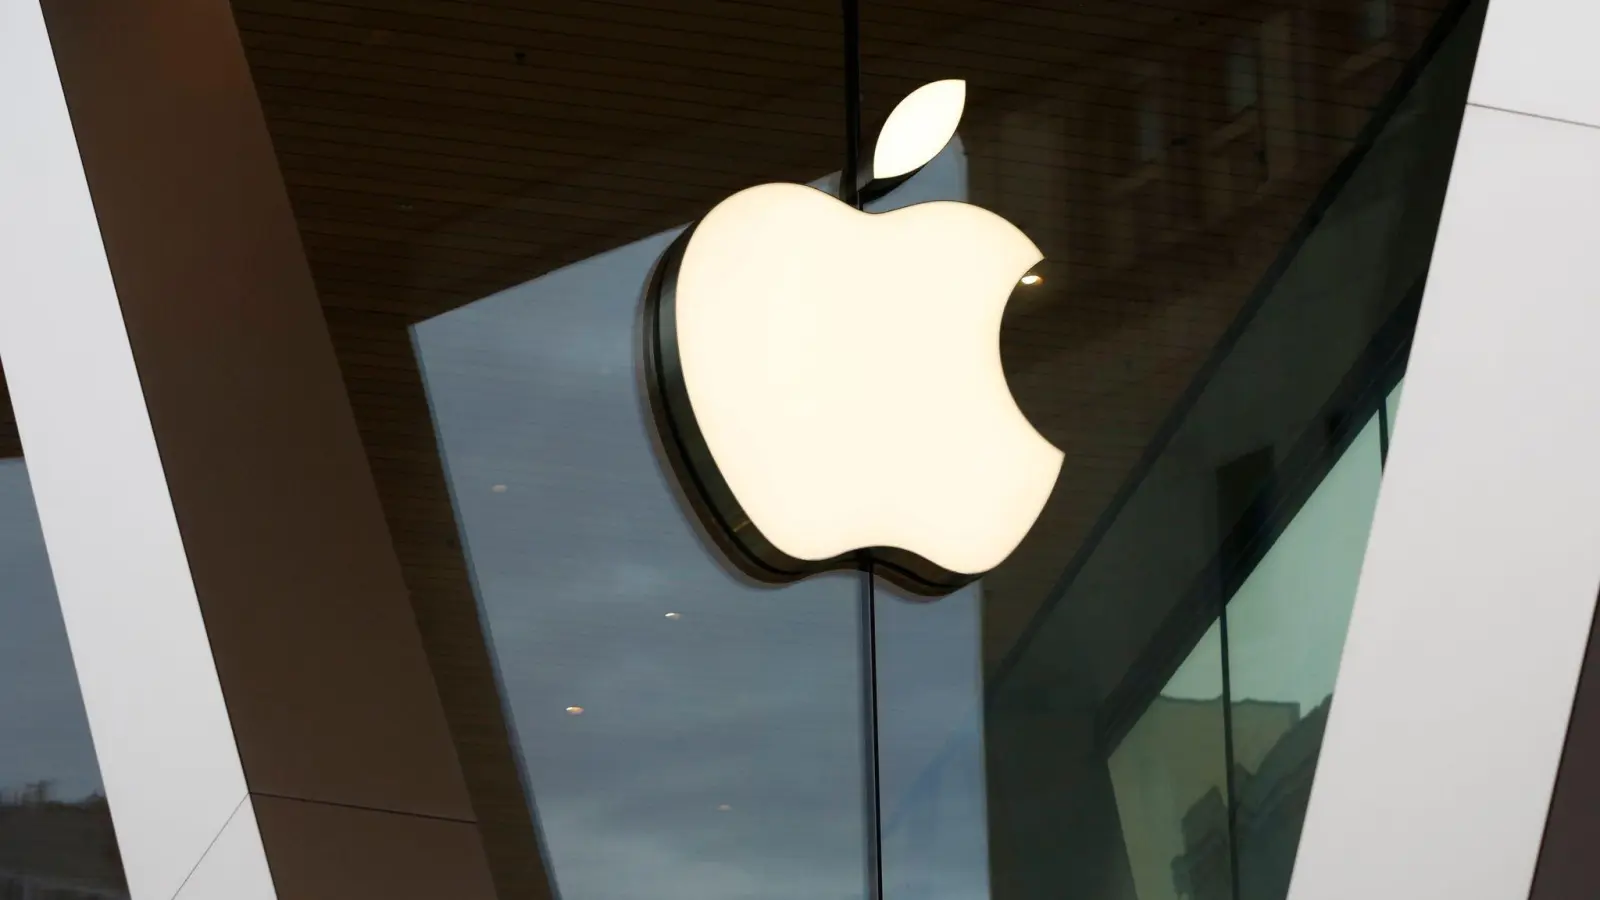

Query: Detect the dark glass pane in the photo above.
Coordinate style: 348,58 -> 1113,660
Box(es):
232,2 -> 1487,898
0,453 -> 128,897
858,1 -> 1486,898
874,585 -> 989,900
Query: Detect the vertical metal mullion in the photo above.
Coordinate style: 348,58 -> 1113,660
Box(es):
859,560 -> 885,900
842,0 -> 862,211
841,4 -> 883,899
1219,597 -> 1243,900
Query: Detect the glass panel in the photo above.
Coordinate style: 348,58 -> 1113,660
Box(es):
875,586 -> 989,900
414,200 -> 869,898
1110,621 -> 1230,900
237,1 -> 865,894
0,456 -> 128,898
1226,417 -> 1384,900
859,1 -> 1484,899
235,1 -> 1484,898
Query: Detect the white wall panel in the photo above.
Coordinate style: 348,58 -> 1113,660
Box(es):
1289,104 -> 1600,900
1470,0 -> 1600,126
173,799 -> 278,900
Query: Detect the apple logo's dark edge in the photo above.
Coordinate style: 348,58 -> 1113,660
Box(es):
641,212 -> 975,600
642,224 -> 790,586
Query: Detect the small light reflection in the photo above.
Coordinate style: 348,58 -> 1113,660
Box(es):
716,804 -> 732,812
664,612 -> 681,620
491,484 -> 508,493
1020,273 -> 1043,286
565,706 -> 584,716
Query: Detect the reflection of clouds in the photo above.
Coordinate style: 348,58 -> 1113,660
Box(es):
420,231 -> 870,900
877,588 -> 990,900
0,460 -> 106,801
414,145 -> 987,900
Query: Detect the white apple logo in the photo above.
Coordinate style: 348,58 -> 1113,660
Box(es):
644,80 -> 1062,594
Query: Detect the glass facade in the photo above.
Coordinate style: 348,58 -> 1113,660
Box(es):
982,3 -> 1482,897
413,225 -> 871,899
0,393 -> 127,898
0,0 -> 1490,898
381,0 -> 1482,896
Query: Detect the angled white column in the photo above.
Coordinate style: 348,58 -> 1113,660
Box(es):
1290,3 -> 1600,896
0,3 -> 259,896
0,3 -> 497,898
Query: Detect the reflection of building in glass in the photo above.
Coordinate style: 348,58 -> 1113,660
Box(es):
985,3 -> 1486,896
1110,696 -> 1300,900
0,783 -> 127,900
1174,788 -> 1231,900
1172,699 -> 1332,900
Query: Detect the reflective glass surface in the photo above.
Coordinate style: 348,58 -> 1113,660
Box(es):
0,456 -> 127,898
1227,417 -> 1383,900
228,1 -> 1487,898
414,231 -> 868,899
1108,621 -> 1230,900
873,588 -> 988,900
862,1 -> 1484,899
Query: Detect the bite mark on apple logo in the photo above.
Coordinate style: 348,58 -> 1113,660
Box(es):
642,79 -> 1063,596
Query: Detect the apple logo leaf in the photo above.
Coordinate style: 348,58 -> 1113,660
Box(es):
872,79 -> 966,181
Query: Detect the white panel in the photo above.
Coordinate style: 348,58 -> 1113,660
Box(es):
0,4 -> 256,900
1469,0 -> 1600,126
1289,105 -> 1600,900
173,797 -> 279,900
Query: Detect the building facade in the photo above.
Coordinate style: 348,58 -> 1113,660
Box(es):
2,1 -> 1599,898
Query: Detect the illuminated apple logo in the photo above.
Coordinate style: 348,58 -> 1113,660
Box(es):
643,80 -> 1062,595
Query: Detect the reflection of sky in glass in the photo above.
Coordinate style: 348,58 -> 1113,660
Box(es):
0,459 -> 106,801
1106,419 -> 1383,900
1224,417 -> 1381,712
415,141 -> 988,899
1158,416 -> 1382,713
